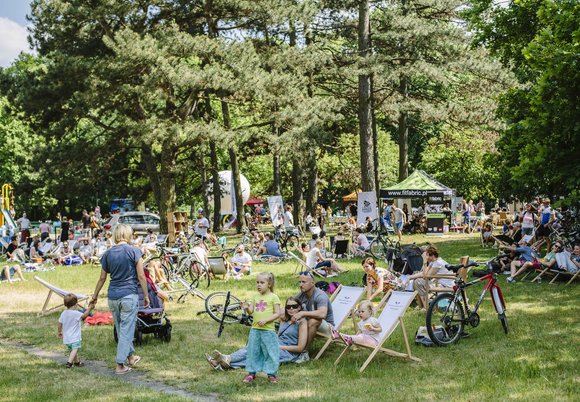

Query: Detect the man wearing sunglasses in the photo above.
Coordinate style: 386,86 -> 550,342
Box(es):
292,272 -> 335,348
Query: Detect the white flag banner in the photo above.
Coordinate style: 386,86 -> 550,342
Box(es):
267,196 -> 285,228
357,191 -> 378,225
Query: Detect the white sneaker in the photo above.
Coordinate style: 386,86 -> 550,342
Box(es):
294,352 -> 310,364
507,277 -> 516,284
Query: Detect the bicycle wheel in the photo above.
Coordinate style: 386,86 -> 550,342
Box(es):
369,238 -> 386,259
205,292 -> 243,324
498,313 -> 509,334
187,259 -> 211,288
285,235 -> 299,251
426,293 -> 465,346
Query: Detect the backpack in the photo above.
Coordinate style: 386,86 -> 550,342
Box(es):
64,255 -> 82,265
315,280 -> 340,296
415,326 -> 445,347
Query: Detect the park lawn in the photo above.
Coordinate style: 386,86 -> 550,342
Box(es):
0,233 -> 578,401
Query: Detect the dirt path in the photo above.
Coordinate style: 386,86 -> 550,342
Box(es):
0,338 -> 220,402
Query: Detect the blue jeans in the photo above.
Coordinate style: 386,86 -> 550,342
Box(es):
246,329 -> 279,376
109,294 -> 139,365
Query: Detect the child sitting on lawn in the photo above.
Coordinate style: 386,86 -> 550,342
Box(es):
58,293 -> 94,368
331,300 -> 382,347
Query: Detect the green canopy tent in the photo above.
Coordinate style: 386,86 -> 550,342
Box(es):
380,170 -> 454,199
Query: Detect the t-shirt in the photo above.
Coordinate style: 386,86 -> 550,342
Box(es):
306,248 -> 319,269
522,212 -> 535,229
81,215 -> 91,229
284,210 -> 294,226
250,292 -> 280,331
357,234 -> 370,249
358,317 -> 381,342
101,244 -> 143,300
394,208 -> 405,223
295,288 -> 334,326
6,243 -> 17,256
39,223 -> 50,233
194,217 -> 209,237
515,246 -> 535,262
59,309 -> 84,344
263,240 -> 283,257
231,252 -> 252,269
541,206 -> 553,225
430,257 -> 453,287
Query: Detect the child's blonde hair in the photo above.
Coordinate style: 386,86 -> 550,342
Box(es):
357,300 -> 375,315
257,272 -> 275,292
64,293 -> 78,308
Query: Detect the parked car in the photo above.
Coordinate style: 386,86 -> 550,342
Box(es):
102,212 -> 160,234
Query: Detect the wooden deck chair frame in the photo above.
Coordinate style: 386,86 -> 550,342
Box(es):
314,285 -> 366,360
422,256 -> 470,308
288,251 -> 325,277
547,269 -> 580,285
34,275 -> 89,316
334,291 -> 420,372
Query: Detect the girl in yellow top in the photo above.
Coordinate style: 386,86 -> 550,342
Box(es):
241,272 -> 281,384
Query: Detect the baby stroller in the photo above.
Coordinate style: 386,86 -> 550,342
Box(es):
393,245 -> 424,274
113,283 -> 172,345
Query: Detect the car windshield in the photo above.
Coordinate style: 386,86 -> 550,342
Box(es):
119,215 -> 145,224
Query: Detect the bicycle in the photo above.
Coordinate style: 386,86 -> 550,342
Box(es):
368,220 -> 400,263
274,225 -> 300,252
426,257 -> 509,346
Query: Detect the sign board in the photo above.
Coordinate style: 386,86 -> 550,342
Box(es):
356,191 -> 378,226
267,196 -> 284,228
426,213 -> 445,236
427,192 -> 445,205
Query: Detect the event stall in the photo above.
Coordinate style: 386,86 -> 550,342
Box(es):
380,170 -> 455,235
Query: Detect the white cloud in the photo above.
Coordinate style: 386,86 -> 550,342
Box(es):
0,17 -> 31,67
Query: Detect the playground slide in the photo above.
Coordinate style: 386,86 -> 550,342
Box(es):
1,209 -> 16,230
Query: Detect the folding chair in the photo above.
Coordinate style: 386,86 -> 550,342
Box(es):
207,256 -> 229,280
34,275 -> 89,316
288,251 -> 325,277
334,291 -> 420,372
333,240 -> 350,259
314,285 -> 366,360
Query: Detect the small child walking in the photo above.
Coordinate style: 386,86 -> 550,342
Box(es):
241,272 -> 281,384
58,293 -> 94,368
331,300 -> 382,347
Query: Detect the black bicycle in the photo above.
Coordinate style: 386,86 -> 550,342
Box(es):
274,225 -> 300,252
369,221 -> 400,263
426,258 -> 509,346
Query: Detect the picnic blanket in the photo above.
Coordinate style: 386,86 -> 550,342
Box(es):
85,312 -> 113,326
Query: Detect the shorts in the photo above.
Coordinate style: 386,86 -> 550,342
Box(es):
195,234 -> 207,241
315,260 -> 331,269
536,225 -> 550,237
521,227 -> 534,236
66,341 -> 82,350
318,320 -> 332,336
395,222 -> 403,232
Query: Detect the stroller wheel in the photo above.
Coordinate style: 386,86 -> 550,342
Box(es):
163,325 -> 172,342
135,329 -> 143,346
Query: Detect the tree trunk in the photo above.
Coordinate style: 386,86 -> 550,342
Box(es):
305,150 -> 318,216
398,77 -> 409,181
158,142 -> 177,235
209,140 -> 222,232
221,100 -> 246,233
358,0 -> 376,191
141,144 -> 161,209
273,146 -> 281,196
371,75 -> 380,200
292,157 -> 304,227
200,152 -> 210,218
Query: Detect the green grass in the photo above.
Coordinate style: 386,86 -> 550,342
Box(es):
1,233 -> 578,401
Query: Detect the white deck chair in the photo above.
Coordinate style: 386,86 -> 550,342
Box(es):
314,285 -> 367,359
335,291 -> 420,372
34,275 -> 89,316
288,251 -> 325,277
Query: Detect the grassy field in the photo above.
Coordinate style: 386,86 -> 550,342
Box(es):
0,233 -> 578,401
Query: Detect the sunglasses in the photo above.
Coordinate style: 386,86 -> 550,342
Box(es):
286,304 -> 300,310
298,271 -> 314,278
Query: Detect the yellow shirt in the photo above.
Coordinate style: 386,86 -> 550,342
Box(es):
250,292 -> 280,331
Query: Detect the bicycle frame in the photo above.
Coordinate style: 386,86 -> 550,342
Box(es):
455,272 -> 506,319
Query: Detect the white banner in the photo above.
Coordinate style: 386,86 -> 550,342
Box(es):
357,191 -> 378,225
267,196 -> 285,228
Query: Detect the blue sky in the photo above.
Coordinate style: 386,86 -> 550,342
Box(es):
0,0 -> 33,66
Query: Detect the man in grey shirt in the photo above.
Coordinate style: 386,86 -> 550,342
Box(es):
292,272 -> 335,348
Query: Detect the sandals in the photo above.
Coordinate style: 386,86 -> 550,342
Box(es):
204,353 -> 223,371
242,374 -> 256,384
115,366 -> 132,375
128,355 -> 141,366
211,350 -> 231,369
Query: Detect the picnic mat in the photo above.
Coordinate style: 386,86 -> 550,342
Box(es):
85,312 -> 113,326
